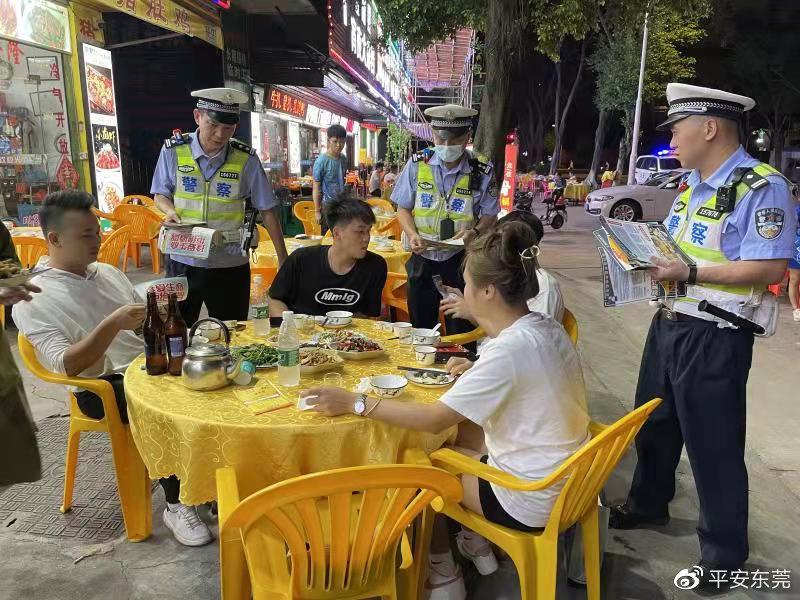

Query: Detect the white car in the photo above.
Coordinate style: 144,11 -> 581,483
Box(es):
585,171 -> 689,222
634,154 -> 685,184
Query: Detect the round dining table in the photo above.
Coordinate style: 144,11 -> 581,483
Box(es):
252,237 -> 410,273
124,319 -> 456,506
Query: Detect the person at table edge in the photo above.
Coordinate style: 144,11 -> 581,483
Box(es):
609,83 -> 795,592
14,191 -> 214,547
269,195 -> 387,318
391,103 -> 499,334
150,87 -> 288,326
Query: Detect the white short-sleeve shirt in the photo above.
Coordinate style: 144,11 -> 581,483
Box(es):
528,269 -> 565,322
439,312 -> 590,527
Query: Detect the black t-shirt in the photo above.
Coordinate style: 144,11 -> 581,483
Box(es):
269,245 -> 388,317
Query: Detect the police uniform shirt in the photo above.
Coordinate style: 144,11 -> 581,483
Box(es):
150,130 -> 279,269
391,151 -> 499,261
664,145 -> 795,262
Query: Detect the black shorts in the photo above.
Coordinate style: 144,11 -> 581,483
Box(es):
478,456 -> 542,533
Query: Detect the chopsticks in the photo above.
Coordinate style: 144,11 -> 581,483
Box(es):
396,365 -> 451,376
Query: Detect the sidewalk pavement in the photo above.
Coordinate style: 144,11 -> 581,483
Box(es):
1,216 -> 798,600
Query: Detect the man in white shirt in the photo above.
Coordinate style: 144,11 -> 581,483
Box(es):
13,191 -> 213,547
368,162 -> 385,197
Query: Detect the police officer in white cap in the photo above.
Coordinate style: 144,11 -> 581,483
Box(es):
151,87 -> 288,326
609,84 -> 795,591
391,104 -> 499,335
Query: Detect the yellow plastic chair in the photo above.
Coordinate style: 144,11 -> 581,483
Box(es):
441,307 -> 579,347
367,198 -> 394,213
562,307 -> 578,345
122,194 -> 155,208
113,204 -> 164,273
376,216 -> 403,240
217,463 -> 462,600
96,225 -> 131,269
430,398 -> 662,600
382,271 -> 410,322
293,200 -> 320,236
17,334 -> 153,542
11,236 -> 48,269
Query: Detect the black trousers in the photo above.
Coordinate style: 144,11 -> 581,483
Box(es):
405,252 -> 473,337
166,259 -> 251,327
74,375 -> 180,504
628,311 -> 753,567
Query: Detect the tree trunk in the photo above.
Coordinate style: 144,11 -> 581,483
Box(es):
772,112 -> 787,171
584,108 -> 609,187
473,0 -> 520,180
615,111 -> 633,180
550,39 -> 587,175
550,58 -> 562,175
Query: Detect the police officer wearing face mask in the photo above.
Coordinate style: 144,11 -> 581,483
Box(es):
609,84 -> 795,593
391,104 -> 499,334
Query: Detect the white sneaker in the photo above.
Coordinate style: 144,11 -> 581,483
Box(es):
425,560 -> 466,600
456,530 -> 498,576
793,308 -> 800,322
163,504 -> 213,547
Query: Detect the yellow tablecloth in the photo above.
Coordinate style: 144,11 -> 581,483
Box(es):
564,183 -> 589,202
8,226 -> 44,238
252,237 -> 410,273
124,319 -> 454,505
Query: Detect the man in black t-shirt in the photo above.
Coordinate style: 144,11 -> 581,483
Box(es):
269,195 -> 388,317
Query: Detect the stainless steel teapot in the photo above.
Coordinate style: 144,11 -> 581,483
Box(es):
181,318 -> 242,391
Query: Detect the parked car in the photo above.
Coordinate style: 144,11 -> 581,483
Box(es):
585,171 -> 689,222
634,154 -> 685,184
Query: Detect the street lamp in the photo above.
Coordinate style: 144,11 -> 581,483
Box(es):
627,10 -> 649,185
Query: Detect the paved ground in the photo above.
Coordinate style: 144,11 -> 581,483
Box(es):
1,209 -> 798,599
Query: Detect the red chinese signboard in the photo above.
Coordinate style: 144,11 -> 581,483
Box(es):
266,87 -> 308,120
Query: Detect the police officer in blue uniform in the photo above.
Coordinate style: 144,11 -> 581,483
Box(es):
391,104 -> 499,334
151,87 -> 288,326
609,84 -> 796,592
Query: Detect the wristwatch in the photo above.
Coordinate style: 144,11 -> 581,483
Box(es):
687,265 -> 698,285
353,393 -> 368,416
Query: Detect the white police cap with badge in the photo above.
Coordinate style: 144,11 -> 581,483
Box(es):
658,83 -> 755,130
425,104 -> 477,140
191,87 -> 248,125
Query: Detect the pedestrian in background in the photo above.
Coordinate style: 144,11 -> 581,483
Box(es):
369,161 -> 385,197
313,124 -> 348,234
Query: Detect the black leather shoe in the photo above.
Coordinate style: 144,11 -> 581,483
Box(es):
608,503 -> 670,529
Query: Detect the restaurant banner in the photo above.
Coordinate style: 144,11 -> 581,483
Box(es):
499,142 -> 519,213
0,0 -> 70,53
82,43 -> 125,212
73,4 -> 105,46
265,86 -> 308,120
88,0 -> 223,50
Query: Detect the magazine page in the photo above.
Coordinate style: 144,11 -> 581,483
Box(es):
594,228 -> 636,271
598,247 -> 654,306
599,217 -> 663,267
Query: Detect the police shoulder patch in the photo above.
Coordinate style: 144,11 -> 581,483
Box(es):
755,207 -> 785,240
164,133 -> 190,149
229,138 -> 255,155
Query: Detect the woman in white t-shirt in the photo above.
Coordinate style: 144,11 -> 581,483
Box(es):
306,222 -> 590,599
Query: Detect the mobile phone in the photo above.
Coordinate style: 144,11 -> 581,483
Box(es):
432,274 -> 448,299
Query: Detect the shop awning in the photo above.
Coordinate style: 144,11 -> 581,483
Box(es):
278,73 -> 389,124
76,0 -> 223,49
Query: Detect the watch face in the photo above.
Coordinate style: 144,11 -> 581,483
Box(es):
354,400 -> 366,415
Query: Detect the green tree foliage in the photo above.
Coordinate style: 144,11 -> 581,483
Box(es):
385,122 -> 412,168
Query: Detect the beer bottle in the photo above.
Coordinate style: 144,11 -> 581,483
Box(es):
143,291 -> 168,375
164,292 -> 187,376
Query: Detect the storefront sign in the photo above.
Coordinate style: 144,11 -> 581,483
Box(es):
266,87 -> 308,120
499,142 -> 519,213
287,121 -> 301,175
222,7 -> 249,84
82,43 -> 125,212
0,39 -> 72,195
0,0 -> 70,53
89,0 -> 223,50
73,4 -> 106,46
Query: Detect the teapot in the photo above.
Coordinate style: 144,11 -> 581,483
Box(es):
181,318 -> 242,391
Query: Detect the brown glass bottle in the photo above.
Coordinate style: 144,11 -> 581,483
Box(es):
143,291 -> 167,375
164,292 -> 187,376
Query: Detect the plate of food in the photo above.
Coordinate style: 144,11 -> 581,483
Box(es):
99,181 -> 123,212
230,344 -> 280,369
0,259 -> 48,288
299,347 -> 344,374
87,65 -> 115,116
403,368 -> 456,388
314,330 -> 385,360
95,143 -> 121,170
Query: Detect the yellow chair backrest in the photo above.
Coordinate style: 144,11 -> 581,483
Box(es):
97,225 -> 131,268
113,204 -> 162,240
122,195 -> 155,207
561,307 -> 578,345
221,464 -> 462,599
366,198 -> 394,213
293,201 -> 320,236
11,236 -> 48,269
376,216 -> 402,240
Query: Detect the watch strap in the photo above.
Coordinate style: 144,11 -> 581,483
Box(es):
687,265 -> 698,285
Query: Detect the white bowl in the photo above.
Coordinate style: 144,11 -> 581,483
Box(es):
369,374 -> 408,398
392,322 -> 412,336
411,328 -> 441,346
414,345 -> 438,366
326,310 -> 354,326
197,323 -> 221,341
377,321 -> 394,331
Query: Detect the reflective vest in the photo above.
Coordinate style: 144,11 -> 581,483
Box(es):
666,162 -> 780,318
173,141 -> 249,239
413,159 -> 475,240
